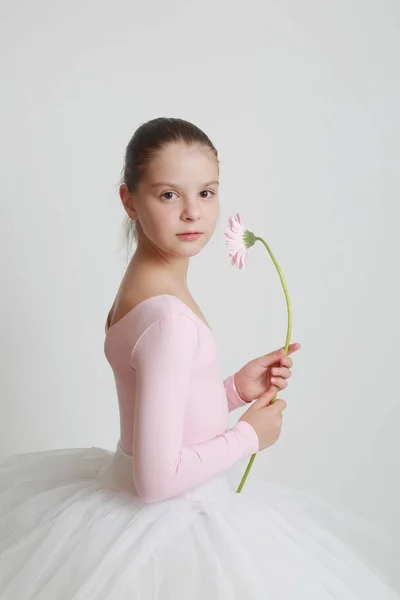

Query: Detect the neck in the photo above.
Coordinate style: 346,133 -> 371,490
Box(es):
128,242 -> 191,290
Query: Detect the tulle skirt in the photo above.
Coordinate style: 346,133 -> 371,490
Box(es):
0,441 -> 399,599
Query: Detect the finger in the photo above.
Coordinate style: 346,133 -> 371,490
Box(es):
288,343 -> 301,353
257,348 -> 288,368
273,399 -> 287,412
272,366 -> 291,379
278,343 -> 300,357
255,385 -> 277,407
270,377 -> 288,390
280,356 -> 293,368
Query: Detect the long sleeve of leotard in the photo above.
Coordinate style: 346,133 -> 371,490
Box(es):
223,374 -> 252,411
130,313 -> 259,503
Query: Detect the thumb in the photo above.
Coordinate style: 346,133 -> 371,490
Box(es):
256,348 -> 284,368
254,385 -> 277,408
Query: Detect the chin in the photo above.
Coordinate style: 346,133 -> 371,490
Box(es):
173,238 -> 207,257
177,246 -> 203,258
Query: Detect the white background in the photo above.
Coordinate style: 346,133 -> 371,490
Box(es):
1,0 -> 399,572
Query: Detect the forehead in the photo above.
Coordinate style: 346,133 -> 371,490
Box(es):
143,142 -> 219,184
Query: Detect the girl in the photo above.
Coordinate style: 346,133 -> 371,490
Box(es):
0,118 -> 398,599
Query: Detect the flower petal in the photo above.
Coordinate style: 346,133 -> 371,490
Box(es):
225,214 -> 248,267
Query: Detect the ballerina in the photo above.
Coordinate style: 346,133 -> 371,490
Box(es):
0,117 -> 398,599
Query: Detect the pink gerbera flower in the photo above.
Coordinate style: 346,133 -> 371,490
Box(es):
225,212 -> 293,494
224,213 -> 256,269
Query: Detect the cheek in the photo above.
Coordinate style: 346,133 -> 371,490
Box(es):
142,206 -> 176,239
207,201 -> 220,229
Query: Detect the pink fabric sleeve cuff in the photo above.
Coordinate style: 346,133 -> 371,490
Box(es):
230,420 -> 260,455
223,373 -> 252,412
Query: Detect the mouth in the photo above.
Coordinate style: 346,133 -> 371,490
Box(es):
176,232 -> 203,240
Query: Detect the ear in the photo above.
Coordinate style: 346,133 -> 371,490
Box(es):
119,184 -> 138,221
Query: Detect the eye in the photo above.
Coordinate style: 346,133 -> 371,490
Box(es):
160,191 -> 177,201
200,190 -> 215,199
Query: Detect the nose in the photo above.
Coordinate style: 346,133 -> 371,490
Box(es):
181,199 -> 201,221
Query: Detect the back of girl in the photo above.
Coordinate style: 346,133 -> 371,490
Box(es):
0,118 -> 399,599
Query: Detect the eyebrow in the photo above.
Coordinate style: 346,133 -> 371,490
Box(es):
150,180 -> 219,189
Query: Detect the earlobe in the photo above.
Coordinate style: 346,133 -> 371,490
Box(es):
127,204 -> 138,221
128,199 -> 137,220
119,184 -> 138,221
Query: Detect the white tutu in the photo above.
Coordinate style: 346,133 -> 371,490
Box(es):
0,442 -> 399,599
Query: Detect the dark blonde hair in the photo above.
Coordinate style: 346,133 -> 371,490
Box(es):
119,117 -> 219,255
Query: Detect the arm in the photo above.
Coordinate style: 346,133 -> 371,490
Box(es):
131,313 -> 259,503
223,374 -> 252,412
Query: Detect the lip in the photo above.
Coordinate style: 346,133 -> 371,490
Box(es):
176,232 -> 203,240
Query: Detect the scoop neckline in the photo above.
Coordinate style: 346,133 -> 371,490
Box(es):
105,294 -> 212,335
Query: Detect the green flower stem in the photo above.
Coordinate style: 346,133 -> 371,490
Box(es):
236,235 -> 292,494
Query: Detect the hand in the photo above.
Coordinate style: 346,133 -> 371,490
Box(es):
234,343 -> 300,403
239,385 -> 287,450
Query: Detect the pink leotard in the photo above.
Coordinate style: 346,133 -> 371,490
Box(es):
104,294 -> 259,503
